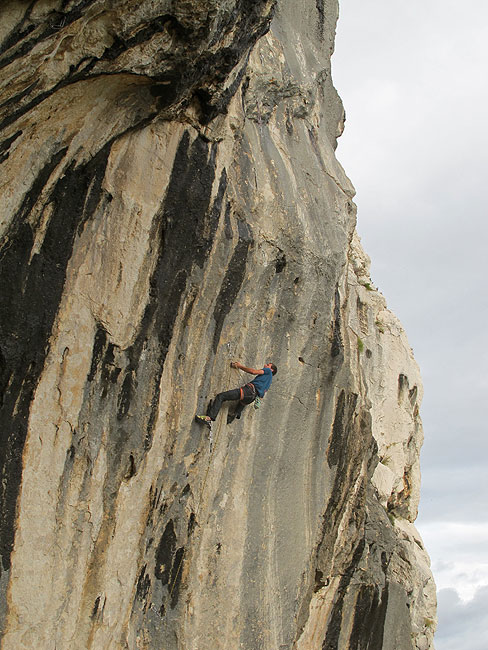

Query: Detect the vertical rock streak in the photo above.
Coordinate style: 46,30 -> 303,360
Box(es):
0,144 -> 111,571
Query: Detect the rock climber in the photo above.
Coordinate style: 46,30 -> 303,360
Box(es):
196,361 -> 277,430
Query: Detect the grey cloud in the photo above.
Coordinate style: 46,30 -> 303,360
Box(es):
435,588 -> 488,650
418,464 -> 488,523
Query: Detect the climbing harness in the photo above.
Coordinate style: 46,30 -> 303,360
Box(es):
239,382 -> 256,405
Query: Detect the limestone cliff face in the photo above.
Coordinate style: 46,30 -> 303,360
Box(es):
0,1 -> 436,649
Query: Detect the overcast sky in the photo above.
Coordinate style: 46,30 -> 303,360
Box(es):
332,1 -> 488,647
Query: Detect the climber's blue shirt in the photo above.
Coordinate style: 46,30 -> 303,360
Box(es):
250,367 -> 273,397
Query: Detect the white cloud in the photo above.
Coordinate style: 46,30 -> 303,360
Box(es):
418,522 -> 488,602
435,587 -> 488,650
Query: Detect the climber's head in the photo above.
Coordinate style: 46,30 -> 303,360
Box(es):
265,362 -> 277,375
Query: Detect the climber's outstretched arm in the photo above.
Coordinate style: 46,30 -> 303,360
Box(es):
231,361 -> 264,375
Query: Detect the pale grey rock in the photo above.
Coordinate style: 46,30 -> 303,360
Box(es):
0,0 -> 436,648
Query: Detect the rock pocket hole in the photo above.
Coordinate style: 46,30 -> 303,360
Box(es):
275,254 -> 286,273
188,512 -> 196,536
314,569 -> 327,592
125,454 -> 136,480
91,596 -> 100,618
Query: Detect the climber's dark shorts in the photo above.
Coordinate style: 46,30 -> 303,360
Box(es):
208,384 -> 255,420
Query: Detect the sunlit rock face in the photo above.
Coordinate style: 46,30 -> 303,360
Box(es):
0,1 -> 436,648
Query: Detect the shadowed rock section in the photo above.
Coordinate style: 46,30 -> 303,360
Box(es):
0,1 -> 436,648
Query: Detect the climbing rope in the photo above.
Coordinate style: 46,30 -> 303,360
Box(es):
167,355 -> 236,603
167,420 -> 225,603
